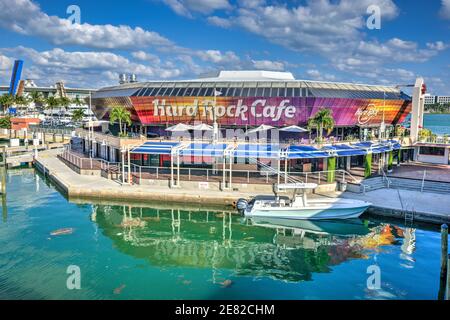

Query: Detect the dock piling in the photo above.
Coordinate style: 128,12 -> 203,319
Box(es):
438,224 -> 449,300
447,254 -> 450,300
441,224 -> 448,281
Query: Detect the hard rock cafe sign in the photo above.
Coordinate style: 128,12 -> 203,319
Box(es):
355,104 -> 379,125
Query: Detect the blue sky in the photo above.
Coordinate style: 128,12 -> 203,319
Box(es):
0,0 -> 449,94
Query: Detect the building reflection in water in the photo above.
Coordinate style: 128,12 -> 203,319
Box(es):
93,203 -> 407,283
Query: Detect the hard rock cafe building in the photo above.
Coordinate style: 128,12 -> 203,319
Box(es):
74,71 -> 423,183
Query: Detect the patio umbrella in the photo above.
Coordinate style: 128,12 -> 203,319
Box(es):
165,123 -> 194,132
246,124 -> 276,134
192,123 -> 213,131
279,125 -> 308,133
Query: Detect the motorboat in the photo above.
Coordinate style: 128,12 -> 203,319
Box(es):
236,183 -> 371,220
250,217 -> 371,236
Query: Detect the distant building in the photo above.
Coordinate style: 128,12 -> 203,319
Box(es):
423,94 -> 450,105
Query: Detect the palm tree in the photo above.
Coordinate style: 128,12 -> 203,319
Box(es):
0,94 -> 14,115
72,108 -> 85,124
72,96 -> 84,107
307,108 -> 335,143
45,96 -> 60,118
109,105 -> 132,136
58,96 -> 71,118
0,115 -> 11,129
30,91 -> 45,111
13,95 -> 30,114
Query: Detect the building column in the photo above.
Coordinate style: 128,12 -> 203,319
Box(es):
410,77 -> 425,143
327,157 -> 336,183
364,153 -> 372,178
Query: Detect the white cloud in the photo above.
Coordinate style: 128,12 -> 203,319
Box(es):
0,53 -> 13,70
163,0 -> 231,18
306,69 -> 336,81
0,0 -> 172,50
252,59 -> 284,71
207,16 -> 232,28
441,0 -> 450,19
196,50 -> 240,65
426,41 -> 448,51
0,47 -> 183,87
132,51 -> 162,64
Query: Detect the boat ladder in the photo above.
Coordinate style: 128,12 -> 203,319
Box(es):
404,208 -> 415,225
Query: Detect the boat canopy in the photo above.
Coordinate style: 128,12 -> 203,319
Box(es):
277,183 -> 318,189
286,145 -> 329,159
180,143 -> 229,157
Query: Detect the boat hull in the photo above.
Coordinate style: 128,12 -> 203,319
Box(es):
244,199 -> 371,220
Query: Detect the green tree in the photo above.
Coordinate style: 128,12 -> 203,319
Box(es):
307,108 -> 335,143
0,115 -> 11,129
45,96 -> 60,117
72,108 -> 85,123
13,95 -> 30,113
72,96 -> 84,107
109,105 -> 131,136
30,91 -> 45,108
0,94 -> 14,114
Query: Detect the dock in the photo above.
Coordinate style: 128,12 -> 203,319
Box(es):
34,149 -> 450,225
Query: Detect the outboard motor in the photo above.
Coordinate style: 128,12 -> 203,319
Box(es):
236,198 -> 248,215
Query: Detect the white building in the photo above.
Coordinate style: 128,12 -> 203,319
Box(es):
423,94 -> 450,105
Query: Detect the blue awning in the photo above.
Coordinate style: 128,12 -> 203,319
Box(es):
322,144 -> 367,157
287,145 -> 330,159
181,143 -> 228,157
130,141 -> 180,155
232,144 -> 282,159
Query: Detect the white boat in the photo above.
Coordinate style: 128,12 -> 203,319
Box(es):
237,183 -> 371,220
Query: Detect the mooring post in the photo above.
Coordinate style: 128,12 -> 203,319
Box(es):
441,224 -> 448,280
438,224 -> 448,299
446,254 -> 450,300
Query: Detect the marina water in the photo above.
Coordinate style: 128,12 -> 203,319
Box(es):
0,169 -> 442,299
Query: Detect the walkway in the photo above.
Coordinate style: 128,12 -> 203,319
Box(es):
341,188 -> 450,224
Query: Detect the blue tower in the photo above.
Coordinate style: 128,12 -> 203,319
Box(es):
8,60 -> 24,96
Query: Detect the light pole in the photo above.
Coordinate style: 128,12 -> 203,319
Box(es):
213,90 -> 222,143
379,91 -> 386,140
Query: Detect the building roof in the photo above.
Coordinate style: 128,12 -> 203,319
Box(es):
95,70 -> 410,100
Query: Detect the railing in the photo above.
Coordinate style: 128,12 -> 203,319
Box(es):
60,147 -> 120,172
420,170 -> 427,192
381,169 -> 392,188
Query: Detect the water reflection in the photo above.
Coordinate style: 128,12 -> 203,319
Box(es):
93,203 -> 407,283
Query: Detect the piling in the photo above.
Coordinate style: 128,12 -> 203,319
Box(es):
447,254 -> 450,300
0,146 -> 6,195
441,224 -> 448,280
439,224 -> 448,300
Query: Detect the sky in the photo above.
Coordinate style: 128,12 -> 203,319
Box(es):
0,0 -> 449,94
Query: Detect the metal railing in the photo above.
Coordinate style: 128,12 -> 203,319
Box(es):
381,169 -> 392,188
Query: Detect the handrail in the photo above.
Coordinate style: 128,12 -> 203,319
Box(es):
420,169 -> 426,192
381,169 -> 392,188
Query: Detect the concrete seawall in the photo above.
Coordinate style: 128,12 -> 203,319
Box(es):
34,149 -> 450,225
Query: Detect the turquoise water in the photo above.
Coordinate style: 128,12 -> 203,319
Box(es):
424,114 -> 450,136
0,170 -> 443,300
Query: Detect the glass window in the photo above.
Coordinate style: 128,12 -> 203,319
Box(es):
171,87 -> 180,96
256,87 -> 264,96
294,88 -> 301,97
286,87 -> 293,97
185,87 -> 193,96
248,87 -> 256,97
177,88 -> 186,96
420,147 -> 445,156
205,87 -> 214,96
241,88 -> 250,97
191,88 -> 200,96
199,87 -> 207,96
278,87 -> 286,97
225,87 -> 234,96
153,87 -> 164,96
234,88 -> 242,97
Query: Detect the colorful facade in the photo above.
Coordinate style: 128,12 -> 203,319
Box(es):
91,72 -> 412,129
